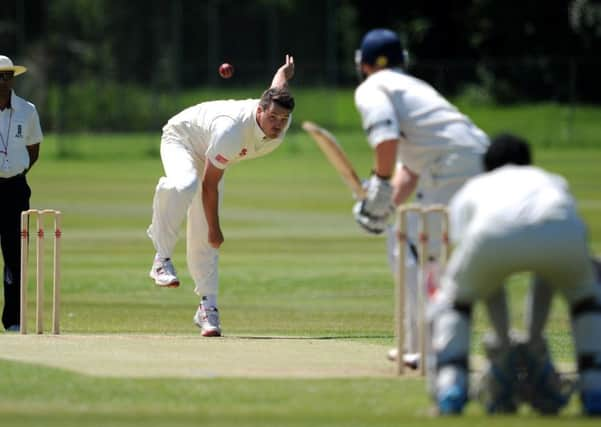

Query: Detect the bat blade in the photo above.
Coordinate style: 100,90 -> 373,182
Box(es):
302,121 -> 366,200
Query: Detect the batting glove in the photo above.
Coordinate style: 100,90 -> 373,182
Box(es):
353,202 -> 388,234
352,175 -> 394,235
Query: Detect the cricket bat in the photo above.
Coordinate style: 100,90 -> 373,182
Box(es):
302,121 -> 366,200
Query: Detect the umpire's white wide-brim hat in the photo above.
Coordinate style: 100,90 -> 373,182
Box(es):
0,55 -> 27,76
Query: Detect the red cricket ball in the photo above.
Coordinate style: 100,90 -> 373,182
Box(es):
219,63 -> 234,79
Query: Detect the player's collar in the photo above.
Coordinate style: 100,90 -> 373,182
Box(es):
369,66 -> 405,78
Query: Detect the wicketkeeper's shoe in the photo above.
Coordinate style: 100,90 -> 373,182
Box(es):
437,384 -> 468,415
514,335 -> 571,414
579,370 -> 601,415
582,389 -> 601,415
193,304 -> 222,337
149,255 -> 180,288
435,366 -> 469,415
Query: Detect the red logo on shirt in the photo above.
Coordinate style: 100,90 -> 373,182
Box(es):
215,154 -> 229,164
239,148 -> 247,157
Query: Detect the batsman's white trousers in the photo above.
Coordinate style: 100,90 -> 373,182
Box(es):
149,128 -> 223,296
387,150 -> 484,353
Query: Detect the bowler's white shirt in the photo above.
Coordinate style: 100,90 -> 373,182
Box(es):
354,68 -> 488,173
164,99 -> 290,170
449,165 -> 578,243
0,91 -> 43,178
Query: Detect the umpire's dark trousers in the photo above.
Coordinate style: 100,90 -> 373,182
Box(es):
0,174 -> 30,329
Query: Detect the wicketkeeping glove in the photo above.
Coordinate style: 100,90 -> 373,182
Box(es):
352,174 -> 394,235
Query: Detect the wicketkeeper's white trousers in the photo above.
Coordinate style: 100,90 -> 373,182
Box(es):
149,127 -> 223,296
432,212 -> 601,391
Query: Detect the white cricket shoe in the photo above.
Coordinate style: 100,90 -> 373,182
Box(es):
403,352 -> 420,370
193,304 -> 222,337
149,256 -> 180,288
386,348 -> 420,370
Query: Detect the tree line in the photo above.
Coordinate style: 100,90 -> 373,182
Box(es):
1,0 -> 600,131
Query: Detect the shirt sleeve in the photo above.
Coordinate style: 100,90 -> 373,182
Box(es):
26,107 -> 43,146
205,117 -> 243,170
354,84 -> 400,148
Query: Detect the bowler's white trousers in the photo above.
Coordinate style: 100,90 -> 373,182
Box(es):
149,127 -> 223,296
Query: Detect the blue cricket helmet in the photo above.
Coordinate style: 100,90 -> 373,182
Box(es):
356,29 -> 405,67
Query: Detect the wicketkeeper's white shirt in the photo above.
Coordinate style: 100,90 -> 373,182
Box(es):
449,165 -> 579,243
164,99 -> 291,169
354,68 -> 488,174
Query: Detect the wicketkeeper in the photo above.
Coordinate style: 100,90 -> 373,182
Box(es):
352,29 -> 489,367
430,134 -> 601,415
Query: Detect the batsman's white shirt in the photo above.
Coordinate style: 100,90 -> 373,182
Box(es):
355,68 -> 489,251
445,165 -> 597,304
150,99 -> 290,296
355,68 -> 488,182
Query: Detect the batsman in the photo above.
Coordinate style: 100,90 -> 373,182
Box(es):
351,29 -> 489,368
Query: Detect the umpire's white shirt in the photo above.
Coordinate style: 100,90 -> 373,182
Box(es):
164,99 -> 290,168
0,91 -> 43,178
354,68 -> 488,179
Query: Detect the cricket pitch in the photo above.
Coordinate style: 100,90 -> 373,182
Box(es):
0,334 -> 394,378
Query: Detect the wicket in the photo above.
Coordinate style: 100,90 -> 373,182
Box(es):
395,204 -> 449,376
19,209 -> 62,335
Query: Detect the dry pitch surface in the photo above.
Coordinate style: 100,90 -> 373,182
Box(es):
1,334 -> 395,378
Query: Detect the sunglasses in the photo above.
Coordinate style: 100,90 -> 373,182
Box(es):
0,72 -> 15,81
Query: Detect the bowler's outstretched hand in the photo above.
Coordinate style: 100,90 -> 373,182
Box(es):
281,54 -> 295,81
271,54 -> 295,88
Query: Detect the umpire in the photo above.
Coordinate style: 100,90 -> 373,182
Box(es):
0,55 -> 43,332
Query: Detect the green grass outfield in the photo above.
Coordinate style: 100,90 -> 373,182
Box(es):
1,131 -> 600,426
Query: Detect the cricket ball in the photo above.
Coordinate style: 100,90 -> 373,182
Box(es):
218,63 -> 234,79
